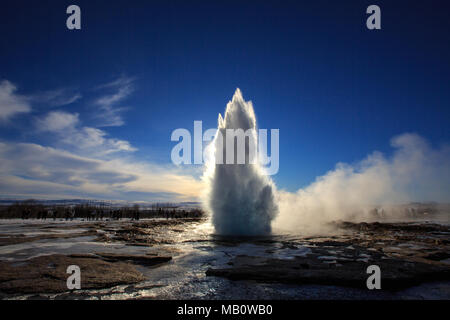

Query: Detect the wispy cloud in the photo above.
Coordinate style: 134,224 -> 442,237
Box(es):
65,126 -> 137,154
0,142 -> 202,201
31,88 -> 82,107
0,80 -> 32,122
94,76 -> 135,127
35,110 -> 136,155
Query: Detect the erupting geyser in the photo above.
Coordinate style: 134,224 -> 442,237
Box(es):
204,89 -> 278,235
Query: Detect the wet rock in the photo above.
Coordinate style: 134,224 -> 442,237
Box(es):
0,254 -> 145,294
207,221 -> 450,290
424,252 -> 450,261
334,221 -> 449,233
94,218 -> 206,246
0,230 -> 97,246
93,252 -> 172,266
206,256 -> 450,290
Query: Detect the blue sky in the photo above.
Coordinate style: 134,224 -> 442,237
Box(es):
0,0 -> 449,201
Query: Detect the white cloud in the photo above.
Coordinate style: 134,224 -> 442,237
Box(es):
36,111 -> 79,132
0,80 -> 31,122
94,76 -> 135,127
0,142 -> 202,201
36,110 -> 136,155
65,126 -> 137,154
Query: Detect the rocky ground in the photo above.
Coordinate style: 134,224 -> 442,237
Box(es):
0,218 -> 448,299
0,218 -> 199,298
207,221 -> 450,290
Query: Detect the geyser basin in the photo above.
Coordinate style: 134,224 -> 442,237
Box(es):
204,89 -> 278,236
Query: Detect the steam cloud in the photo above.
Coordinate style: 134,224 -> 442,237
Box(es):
273,133 -> 450,235
203,89 -> 278,235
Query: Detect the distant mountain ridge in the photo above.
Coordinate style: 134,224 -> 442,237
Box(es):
0,198 -> 201,208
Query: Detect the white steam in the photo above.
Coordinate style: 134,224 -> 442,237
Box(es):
273,133 -> 450,235
202,89 -> 278,235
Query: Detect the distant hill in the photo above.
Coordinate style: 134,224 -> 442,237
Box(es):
0,198 -> 201,209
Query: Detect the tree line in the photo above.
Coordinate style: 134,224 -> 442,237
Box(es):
0,200 -> 205,220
